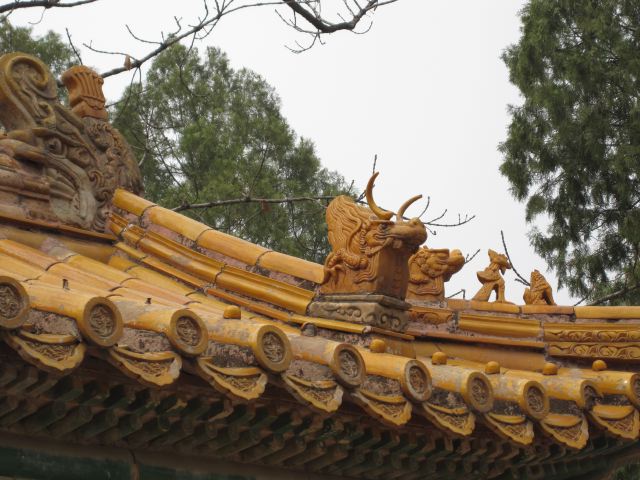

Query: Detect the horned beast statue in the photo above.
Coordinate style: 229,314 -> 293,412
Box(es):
321,172 -> 427,299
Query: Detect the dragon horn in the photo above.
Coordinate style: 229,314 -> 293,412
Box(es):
396,194 -> 422,220
366,172 -> 393,221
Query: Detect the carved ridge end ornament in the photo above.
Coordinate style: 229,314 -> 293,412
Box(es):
313,172 -> 426,332
407,247 -> 464,301
472,249 -> 512,303
0,53 -> 142,232
320,172 -> 427,299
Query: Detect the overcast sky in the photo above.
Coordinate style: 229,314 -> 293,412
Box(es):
10,0 -> 577,305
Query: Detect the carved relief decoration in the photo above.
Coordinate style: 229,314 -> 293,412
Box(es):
2,329 -> 85,373
420,402 -> 475,436
548,342 -> 640,361
589,405 -> 640,440
307,294 -> 409,332
321,172 -> 427,299
540,414 -> 588,449
282,374 -> 343,413
176,316 -> 202,347
0,284 -> 21,319
108,346 -> 180,387
0,53 -> 142,232
408,306 -> 454,326
351,389 -> 413,426
407,247 -> 464,301
195,357 -> 267,401
484,413 -> 534,446
472,249 -> 512,303
523,270 -> 556,305
545,327 -> 640,343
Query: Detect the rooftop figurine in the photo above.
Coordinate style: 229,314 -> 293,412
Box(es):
524,269 -> 557,305
472,249 -> 512,303
407,247 -> 465,301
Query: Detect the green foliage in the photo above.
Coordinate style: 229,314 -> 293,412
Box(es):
613,463 -> 640,480
0,19 -> 75,79
113,44 -> 351,263
501,1 -> 640,304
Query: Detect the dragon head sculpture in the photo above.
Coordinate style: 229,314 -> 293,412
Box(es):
321,172 -> 427,299
0,53 -> 142,232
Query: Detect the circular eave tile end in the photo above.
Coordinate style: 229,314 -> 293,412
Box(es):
521,381 -> 549,420
331,343 -> 365,388
0,277 -> 30,329
463,372 -> 494,413
254,325 -> 292,373
402,359 -> 432,402
79,297 -> 123,347
169,309 -> 208,356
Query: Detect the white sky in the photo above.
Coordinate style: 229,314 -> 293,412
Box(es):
9,0 -> 578,305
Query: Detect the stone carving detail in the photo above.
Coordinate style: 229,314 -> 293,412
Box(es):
526,387 -> 546,416
523,270 -> 556,305
352,389 -> 412,426
545,329 -> 640,343
0,53 -> 142,231
308,294 -> 410,332
472,250 -> 512,303
470,377 -> 491,407
125,357 -> 173,376
23,339 -> 75,361
590,407 -> 639,440
321,172 -> 426,299
176,316 -> 201,347
548,342 -> 640,360
0,284 -> 21,319
421,403 -> 475,436
215,371 -> 263,392
339,349 -> 361,381
195,357 -> 267,401
408,307 -> 454,326
89,304 -> 116,338
407,247 -> 464,301
262,331 -> 285,363
3,330 -> 84,372
541,417 -> 588,449
634,378 -> 640,401
282,374 -> 343,413
485,414 -> 533,446
408,366 -> 427,396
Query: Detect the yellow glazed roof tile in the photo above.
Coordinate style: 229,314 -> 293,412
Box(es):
196,228 -> 268,267
575,305 -> 640,319
0,239 -> 60,270
112,188 -> 156,217
257,251 -> 324,283
146,206 -> 211,242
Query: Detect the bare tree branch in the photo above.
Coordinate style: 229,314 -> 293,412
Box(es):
587,284 -> 640,306
65,27 -> 82,65
446,289 -> 466,299
500,230 -> 531,286
172,194 -> 338,212
0,0 -> 97,14
281,0 -> 396,33
465,248 -> 480,264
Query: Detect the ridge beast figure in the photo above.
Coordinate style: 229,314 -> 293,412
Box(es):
407,247 -> 465,301
321,172 -> 427,299
472,249 -> 512,303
